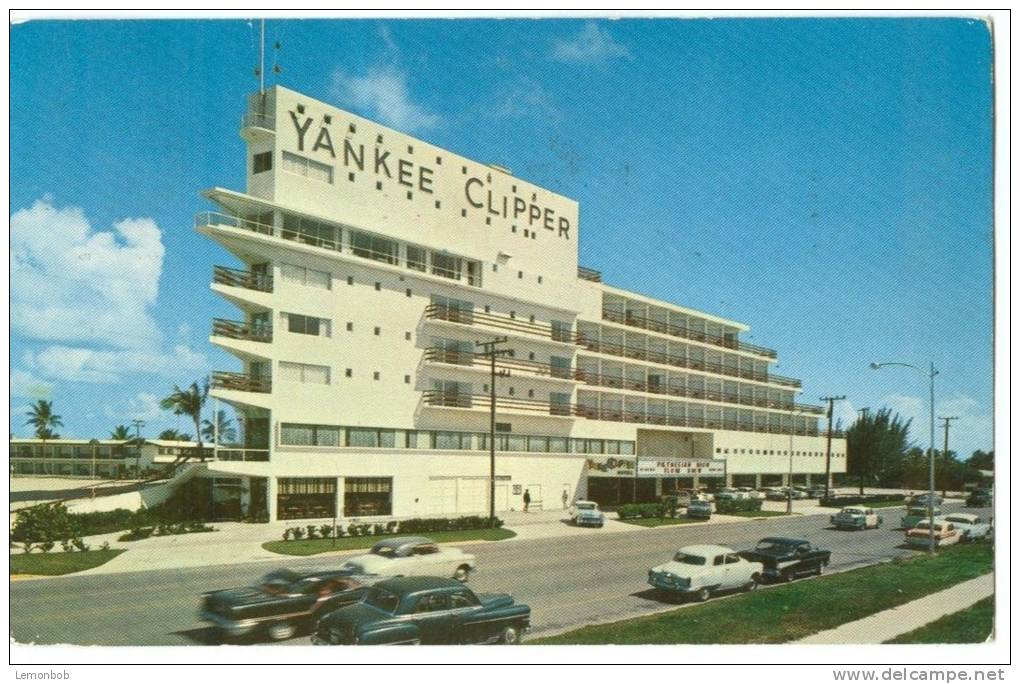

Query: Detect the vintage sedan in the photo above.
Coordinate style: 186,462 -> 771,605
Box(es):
941,513 -> 993,542
966,489 -> 993,507
312,576 -> 530,645
200,569 -> 374,641
340,536 -> 476,582
648,544 -> 763,601
901,506 -> 941,530
686,500 -> 713,520
831,506 -> 883,530
738,537 -> 832,582
905,520 -> 962,549
569,500 -> 606,527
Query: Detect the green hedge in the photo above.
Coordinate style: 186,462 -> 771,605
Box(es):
715,498 -> 763,514
819,494 -> 904,508
617,503 -> 665,520
280,515 -> 504,541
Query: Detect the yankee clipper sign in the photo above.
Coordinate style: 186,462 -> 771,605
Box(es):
287,109 -> 573,241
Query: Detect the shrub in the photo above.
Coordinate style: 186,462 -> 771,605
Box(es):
39,540 -> 55,553
292,527 -> 305,540
100,541 -> 111,551
61,539 -> 73,552
639,503 -> 664,519
12,503 -> 81,544
820,494 -> 904,508
373,523 -> 386,536
283,528 -> 292,541
358,524 -> 372,536
306,525 -> 319,540
386,520 -> 398,534
72,537 -> 90,552
20,542 -> 34,554
616,504 -> 641,520
716,498 -> 763,514
347,524 -> 360,537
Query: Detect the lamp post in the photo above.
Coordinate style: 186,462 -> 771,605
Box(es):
870,361 -> 938,554
88,438 -> 100,499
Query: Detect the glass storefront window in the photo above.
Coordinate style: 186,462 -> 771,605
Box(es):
344,477 -> 392,517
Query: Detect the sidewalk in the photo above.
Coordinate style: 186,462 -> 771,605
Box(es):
794,573 -> 994,644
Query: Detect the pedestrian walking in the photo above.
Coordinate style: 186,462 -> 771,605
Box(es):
561,489 -> 569,509
523,488 -> 531,513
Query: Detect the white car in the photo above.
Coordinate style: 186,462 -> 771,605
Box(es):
340,536 -> 476,582
738,487 -> 767,500
905,520 -> 962,549
831,506 -> 883,530
569,500 -> 606,527
648,544 -> 764,602
940,513 -> 993,542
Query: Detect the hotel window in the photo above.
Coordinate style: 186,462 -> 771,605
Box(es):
350,230 -> 399,265
282,213 -> 341,250
280,263 -> 331,290
279,361 -> 330,385
252,151 -> 273,174
406,245 -> 427,272
430,294 -> 474,323
280,423 -> 342,447
285,312 -> 330,337
282,151 -> 334,184
344,477 -> 392,517
431,252 -> 462,281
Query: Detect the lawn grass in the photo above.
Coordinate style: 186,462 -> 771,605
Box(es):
724,510 -> 791,518
619,517 -> 708,528
820,500 -> 907,509
886,596 -> 994,644
10,549 -> 125,576
533,543 -> 993,645
263,527 -> 517,556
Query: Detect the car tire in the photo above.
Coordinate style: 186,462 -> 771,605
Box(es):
499,625 -> 521,645
745,576 -> 759,592
814,563 -> 824,576
454,565 -> 471,582
780,570 -> 793,583
267,620 -> 296,641
695,587 -> 711,602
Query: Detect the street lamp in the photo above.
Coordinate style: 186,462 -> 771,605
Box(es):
870,361 -> 938,554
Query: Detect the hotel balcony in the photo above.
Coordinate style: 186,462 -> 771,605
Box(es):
573,404 -> 841,437
215,448 -> 270,462
421,391 -> 575,418
424,304 -> 578,346
213,264 -> 273,293
577,266 -> 603,282
240,111 -> 275,143
573,369 -> 824,414
211,318 -> 272,343
211,371 -> 272,394
601,307 -> 778,360
576,335 -> 801,388
422,348 -> 578,383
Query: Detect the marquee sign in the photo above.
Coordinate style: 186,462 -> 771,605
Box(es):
585,456 -> 637,478
636,459 -> 726,478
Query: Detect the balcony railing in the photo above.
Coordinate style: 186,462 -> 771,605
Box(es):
197,211 -> 274,236
423,348 -> 576,380
211,371 -> 272,394
601,308 -> 778,359
572,369 -> 823,413
216,448 -> 270,462
213,265 -> 273,293
212,318 -> 272,343
576,336 -> 801,388
573,404 -> 841,437
425,304 -> 577,344
241,111 -> 276,131
421,391 -> 574,417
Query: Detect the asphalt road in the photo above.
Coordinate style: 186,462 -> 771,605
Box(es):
10,503 -> 987,646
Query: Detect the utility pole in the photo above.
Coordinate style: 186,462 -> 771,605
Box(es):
938,416 -> 959,497
132,419 -> 145,478
820,395 -> 847,500
476,337 -> 513,525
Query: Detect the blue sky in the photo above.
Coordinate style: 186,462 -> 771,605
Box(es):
9,17 -> 994,456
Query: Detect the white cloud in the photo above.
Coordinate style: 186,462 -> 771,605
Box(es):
10,369 -> 54,400
878,392 -> 992,457
104,392 -> 166,423
331,65 -> 440,132
551,22 -> 631,63
23,344 -> 206,384
492,77 -> 563,120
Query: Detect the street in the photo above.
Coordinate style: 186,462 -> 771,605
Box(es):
10,504 -> 985,646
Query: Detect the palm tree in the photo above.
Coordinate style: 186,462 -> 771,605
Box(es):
846,408 -> 912,494
201,410 -> 237,445
110,425 -> 132,440
158,429 -> 185,441
26,400 -> 62,439
159,380 -> 208,465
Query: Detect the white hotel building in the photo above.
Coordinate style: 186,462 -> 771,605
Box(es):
196,86 -> 846,521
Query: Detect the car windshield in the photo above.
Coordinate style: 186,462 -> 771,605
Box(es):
259,570 -> 303,593
369,543 -> 400,557
673,552 -> 707,565
945,516 -> 972,524
844,508 -> 865,515
576,503 -> 596,510
754,540 -> 792,552
364,587 -> 400,614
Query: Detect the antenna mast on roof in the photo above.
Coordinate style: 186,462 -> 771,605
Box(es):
258,18 -> 265,94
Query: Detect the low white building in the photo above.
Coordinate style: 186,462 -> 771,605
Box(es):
187,85 -> 846,522
9,438 -> 213,478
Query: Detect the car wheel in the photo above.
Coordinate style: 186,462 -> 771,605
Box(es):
814,563 -> 824,576
267,620 -> 296,641
745,576 -> 759,592
695,587 -> 711,602
499,625 -> 521,645
453,565 -> 471,582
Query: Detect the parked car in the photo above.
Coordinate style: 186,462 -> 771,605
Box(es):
831,506 -> 883,530
803,487 -> 828,499
648,544 -> 763,601
713,488 -> 745,502
905,520 -> 962,549
901,506 -> 941,530
340,537 -> 476,582
569,500 -> 605,527
674,489 -> 712,506
686,500 -> 713,520
907,493 -> 944,507
200,569 -> 375,641
738,537 -> 832,582
966,489 -> 993,507
312,576 -> 530,645
940,513 -> 993,542
738,487 -> 767,500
